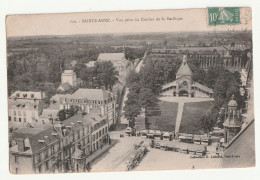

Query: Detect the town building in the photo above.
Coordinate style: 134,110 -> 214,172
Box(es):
59,88 -> 116,128
97,53 -> 132,83
8,91 -> 48,129
9,112 -> 109,174
58,70 -> 83,92
160,55 -> 213,98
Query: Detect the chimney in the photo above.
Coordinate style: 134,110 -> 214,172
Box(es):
77,120 -> 83,125
16,138 -> 25,152
38,140 -> 46,145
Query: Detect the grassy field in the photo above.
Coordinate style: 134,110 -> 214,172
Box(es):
145,100 -> 213,134
145,100 -> 178,131
179,101 -> 214,134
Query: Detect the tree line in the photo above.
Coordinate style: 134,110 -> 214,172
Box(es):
124,56 -> 246,132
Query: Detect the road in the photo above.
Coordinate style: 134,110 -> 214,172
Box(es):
120,52 -> 145,124
91,133 -> 146,172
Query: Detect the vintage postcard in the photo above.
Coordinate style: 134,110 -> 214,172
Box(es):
6,7 -> 254,174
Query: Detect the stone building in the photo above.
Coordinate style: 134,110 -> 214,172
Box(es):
8,91 -> 48,129
58,70 -> 83,92
59,88 -> 116,128
160,55 -> 213,98
9,112 -> 109,174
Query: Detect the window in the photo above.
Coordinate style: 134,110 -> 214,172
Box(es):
13,111 -> 16,116
31,94 -> 34,98
78,131 -> 80,139
36,153 -> 41,163
19,118 -> 21,122
24,118 -> 26,122
38,165 -> 42,173
14,117 -> 16,122
16,168 -> 19,174
18,111 -> 21,116
23,111 -> 26,117
45,161 -> 49,171
9,116 -> 11,121
99,130 -> 101,137
14,156 -> 18,163
96,132 -> 98,139
51,146 -> 54,155
92,134 -> 95,141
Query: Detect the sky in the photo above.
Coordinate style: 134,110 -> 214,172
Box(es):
6,8 -> 252,37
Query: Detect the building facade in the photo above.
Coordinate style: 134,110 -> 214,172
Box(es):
61,70 -> 77,87
9,112 -> 109,174
59,88 -> 116,127
160,55 -> 213,98
8,91 -> 47,128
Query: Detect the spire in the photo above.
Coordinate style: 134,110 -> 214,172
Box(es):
183,55 -> 187,65
176,55 -> 192,79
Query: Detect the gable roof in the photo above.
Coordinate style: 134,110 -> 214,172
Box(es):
98,53 -> 125,61
58,82 -> 72,91
70,88 -> 113,101
176,62 -> 192,78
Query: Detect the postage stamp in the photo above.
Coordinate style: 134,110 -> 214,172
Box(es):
208,7 -> 240,26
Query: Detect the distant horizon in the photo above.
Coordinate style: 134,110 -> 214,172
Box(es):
7,29 -> 252,39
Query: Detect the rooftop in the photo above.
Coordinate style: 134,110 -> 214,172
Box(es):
9,91 -> 45,100
176,56 -> 193,78
58,82 -> 72,91
66,88 -> 114,101
98,53 -> 126,61
221,120 -> 255,168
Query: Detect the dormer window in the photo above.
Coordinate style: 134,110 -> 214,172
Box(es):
16,93 -> 20,97
34,105 -> 37,109
31,94 -> 34,98
23,94 -> 27,98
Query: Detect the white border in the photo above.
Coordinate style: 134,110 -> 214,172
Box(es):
0,0 -> 259,180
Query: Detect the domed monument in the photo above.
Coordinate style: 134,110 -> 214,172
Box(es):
160,55 -> 213,98
223,95 -> 242,144
72,141 -> 87,172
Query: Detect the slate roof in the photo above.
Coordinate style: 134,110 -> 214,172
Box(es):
40,109 -> 59,119
221,120 -> 255,168
98,53 -> 125,61
10,91 -> 45,100
176,61 -> 192,79
12,128 -> 46,140
8,99 -> 47,111
27,128 -> 62,154
69,88 -> 113,101
193,82 -> 214,94
58,82 -> 73,91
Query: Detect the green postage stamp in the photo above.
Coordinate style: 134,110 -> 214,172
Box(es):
208,7 -> 240,26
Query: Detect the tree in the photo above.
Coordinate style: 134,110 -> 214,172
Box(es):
123,91 -> 142,128
57,109 -> 66,121
200,112 -> 215,136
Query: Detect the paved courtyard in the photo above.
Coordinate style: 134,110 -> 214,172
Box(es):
90,133 -> 220,172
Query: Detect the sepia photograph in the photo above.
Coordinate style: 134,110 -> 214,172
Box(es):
5,7 -> 255,174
